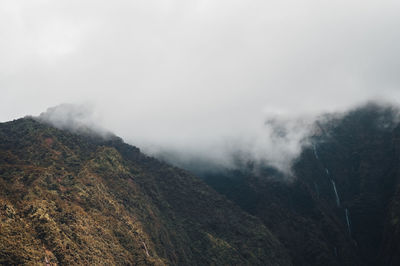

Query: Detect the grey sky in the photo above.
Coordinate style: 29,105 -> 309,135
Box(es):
1,0 -> 400,172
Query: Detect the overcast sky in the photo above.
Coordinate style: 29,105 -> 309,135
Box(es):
1,0 -> 400,172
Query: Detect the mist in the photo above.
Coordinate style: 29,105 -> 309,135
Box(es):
2,1 -> 400,174
36,103 -> 114,139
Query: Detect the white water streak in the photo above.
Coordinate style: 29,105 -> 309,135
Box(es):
331,179 -> 341,207
345,208 -> 352,235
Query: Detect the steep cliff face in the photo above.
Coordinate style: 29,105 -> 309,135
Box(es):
203,167 -> 361,266
0,118 -> 291,265
294,104 -> 400,266
199,104 -> 400,266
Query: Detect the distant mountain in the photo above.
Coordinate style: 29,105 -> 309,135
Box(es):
193,103 -> 400,266
0,118 -> 291,265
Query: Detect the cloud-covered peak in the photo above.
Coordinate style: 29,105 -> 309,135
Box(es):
36,103 -> 113,139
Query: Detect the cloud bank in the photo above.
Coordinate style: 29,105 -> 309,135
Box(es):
1,0 -> 400,173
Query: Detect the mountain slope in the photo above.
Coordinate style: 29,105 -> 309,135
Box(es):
0,118 -> 291,265
196,103 -> 400,266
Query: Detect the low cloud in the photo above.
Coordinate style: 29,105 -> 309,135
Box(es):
37,103 -> 315,175
33,100 -> 400,179
36,103 -> 113,139
1,1 -> 400,176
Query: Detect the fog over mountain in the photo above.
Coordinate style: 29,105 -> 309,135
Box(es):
2,0 -> 400,173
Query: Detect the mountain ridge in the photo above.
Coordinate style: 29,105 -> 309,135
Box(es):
0,117 -> 291,265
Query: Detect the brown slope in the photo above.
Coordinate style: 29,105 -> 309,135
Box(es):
0,118 -> 291,265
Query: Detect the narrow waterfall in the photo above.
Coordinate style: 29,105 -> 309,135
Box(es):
345,208 -> 352,235
313,144 -> 319,160
331,179 -> 341,207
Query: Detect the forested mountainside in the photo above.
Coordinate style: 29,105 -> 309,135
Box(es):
0,118 -> 291,265
198,104 -> 400,266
